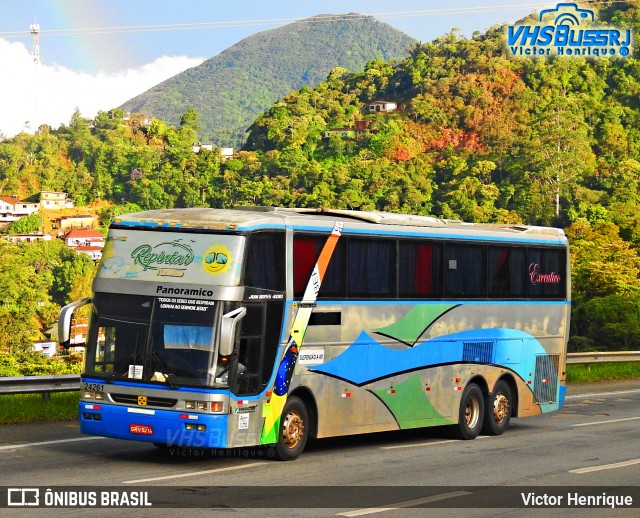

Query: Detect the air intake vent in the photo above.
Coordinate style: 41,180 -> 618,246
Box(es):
534,354 -> 560,404
463,341 -> 495,364
111,393 -> 178,408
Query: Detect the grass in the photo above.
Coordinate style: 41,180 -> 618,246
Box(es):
0,364 -> 638,424
566,362 -> 640,383
0,392 -> 79,424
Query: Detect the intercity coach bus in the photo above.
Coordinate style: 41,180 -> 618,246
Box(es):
59,207 -> 570,460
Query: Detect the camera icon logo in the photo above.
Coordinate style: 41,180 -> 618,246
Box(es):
539,3 -> 595,25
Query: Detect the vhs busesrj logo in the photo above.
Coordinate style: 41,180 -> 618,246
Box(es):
507,2 -> 632,58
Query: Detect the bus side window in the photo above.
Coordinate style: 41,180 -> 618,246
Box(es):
244,232 -> 285,292
293,234 -> 346,299
445,244 -> 485,297
399,241 -> 442,298
348,238 -> 396,298
488,247 -> 526,298
293,237 -> 319,297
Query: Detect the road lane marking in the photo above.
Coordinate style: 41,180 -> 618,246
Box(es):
570,458 -> 640,474
0,436 -> 106,450
380,436 -> 489,450
566,389 -> 640,399
122,461 -> 266,484
336,491 -> 472,517
571,416 -> 640,427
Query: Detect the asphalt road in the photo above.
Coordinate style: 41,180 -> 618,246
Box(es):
0,379 -> 639,517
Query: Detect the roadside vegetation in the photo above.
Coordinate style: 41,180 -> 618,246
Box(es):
566,362 -> 640,383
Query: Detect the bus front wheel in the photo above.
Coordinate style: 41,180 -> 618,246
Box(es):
451,383 -> 484,440
274,396 -> 308,461
482,380 -> 512,436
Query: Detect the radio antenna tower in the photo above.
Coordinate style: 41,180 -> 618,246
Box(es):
30,23 -> 40,64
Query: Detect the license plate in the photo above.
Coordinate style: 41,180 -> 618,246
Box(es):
130,424 -> 153,435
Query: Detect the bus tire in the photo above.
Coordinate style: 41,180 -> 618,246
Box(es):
482,380 -> 512,436
451,383 -> 484,440
274,396 -> 308,461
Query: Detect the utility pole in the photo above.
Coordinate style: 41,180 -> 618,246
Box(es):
29,23 -> 41,132
30,23 -> 40,64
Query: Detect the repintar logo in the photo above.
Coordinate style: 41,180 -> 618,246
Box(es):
506,2 -> 632,58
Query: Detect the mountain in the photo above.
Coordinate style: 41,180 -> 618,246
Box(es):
119,14 -> 416,148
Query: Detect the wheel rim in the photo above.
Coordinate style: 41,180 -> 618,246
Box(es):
282,410 -> 304,449
465,397 -> 480,429
493,393 -> 509,424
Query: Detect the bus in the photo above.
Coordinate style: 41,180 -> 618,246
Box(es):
59,207 -> 570,460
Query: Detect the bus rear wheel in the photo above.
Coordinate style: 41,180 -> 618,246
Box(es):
451,383 -> 484,440
274,396 -> 308,461
482,380 -> 512,436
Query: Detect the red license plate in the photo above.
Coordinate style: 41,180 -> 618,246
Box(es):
130,424 -> 153,435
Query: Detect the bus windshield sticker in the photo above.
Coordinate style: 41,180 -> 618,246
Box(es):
128,365 -> 143,379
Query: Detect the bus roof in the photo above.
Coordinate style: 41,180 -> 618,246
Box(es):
112,207 -> 567,244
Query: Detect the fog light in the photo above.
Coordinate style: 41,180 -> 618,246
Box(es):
185,423 -> 195,431
196,424 -> 206,431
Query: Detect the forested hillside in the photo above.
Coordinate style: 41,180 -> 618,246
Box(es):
120,14 -> 415,147
0,3 -> 639,352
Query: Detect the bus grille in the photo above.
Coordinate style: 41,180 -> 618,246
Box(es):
110,393 -> 178,408
534,354 -> 560,404
462,341 -> 494,364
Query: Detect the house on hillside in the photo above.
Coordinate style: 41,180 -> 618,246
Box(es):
192,144 -> 235,162
56,215 -> 97,232
40,191 -> 73,210
367,101 -> 397,113
63,229 -> 105,260
324,127 -> 356,138
0,195 -> 40,225
3,233 -> 52,244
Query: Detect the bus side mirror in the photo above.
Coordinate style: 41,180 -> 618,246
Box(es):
58,297 -> 91,348
220,307 -> 247,356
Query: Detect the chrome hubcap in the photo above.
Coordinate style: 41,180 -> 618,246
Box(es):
493,393 -> 509,424
282,410 -> 304,449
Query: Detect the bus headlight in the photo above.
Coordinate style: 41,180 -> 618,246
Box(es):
83,391 -> 105,400
185,400 -> 222,412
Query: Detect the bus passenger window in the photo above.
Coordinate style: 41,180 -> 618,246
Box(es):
244,232 -> 285,291
348,239 -> 395,298
293,237 -> 319,297
445,244 -> 485,297
527,248 -> 565,298
488,247 -> 526,298
399,242 -> 442,298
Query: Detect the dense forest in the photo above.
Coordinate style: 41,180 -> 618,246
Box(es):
120,14 -> 415,147
1,2 -> 639,354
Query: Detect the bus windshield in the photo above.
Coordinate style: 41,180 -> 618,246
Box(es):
84,292 -> 235,388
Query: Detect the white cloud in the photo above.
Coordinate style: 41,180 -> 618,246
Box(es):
0,38 -> 204,138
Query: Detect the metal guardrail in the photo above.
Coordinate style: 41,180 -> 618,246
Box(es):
0,374 -> 80,396
0,352 -> 638,396
566,351 -> 640,364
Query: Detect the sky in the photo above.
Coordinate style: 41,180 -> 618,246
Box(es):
0,1 -> 553,139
